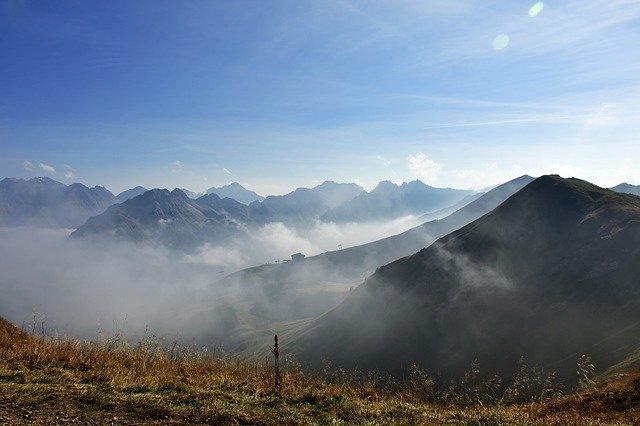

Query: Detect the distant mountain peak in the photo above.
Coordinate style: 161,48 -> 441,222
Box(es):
611,182 -> 640,197
115,186 -> 148,203
316,180 -> 346,188
402,180 -> 432,189
373,180 -> 399,191
205,182 -> 264,205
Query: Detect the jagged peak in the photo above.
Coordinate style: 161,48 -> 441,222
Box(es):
373,180 -> 399,191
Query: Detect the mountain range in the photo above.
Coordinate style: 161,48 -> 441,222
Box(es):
0,177 -> 115,228
70,181 -> 363,248
290,176 -> 640,388
248,181 -> 364,225
70,189 -> 252,249
321,180 -> 474,222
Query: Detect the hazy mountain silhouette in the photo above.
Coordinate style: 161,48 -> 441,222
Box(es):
115,186 -> 147,203
291,176 -> 640,389
321,180 -> 473,222
248,181 -> 363,225
179,188 -> 200,199
205,182 -> 264,205
611,183 -> 640,197
417,192 -> 484,223
217,176 -> 534,323
71,189 -> 252,249
0,177 -> 115,228
72,181 -> 364,249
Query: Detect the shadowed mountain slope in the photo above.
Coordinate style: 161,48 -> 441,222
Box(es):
292,176 -> 640,389
0,177 -> 115,228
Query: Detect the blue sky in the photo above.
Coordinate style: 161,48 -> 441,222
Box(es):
1,0 -> 640,195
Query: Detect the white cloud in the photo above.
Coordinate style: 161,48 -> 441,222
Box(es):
22,161 -> 34,171
253,222 -> 320,257
222,167 -> 232,175
408,152 -> 441,183
63,164 -> 76,180
172,160 -> 184,173
38,163 -> 56,175
181,216 -> 426,272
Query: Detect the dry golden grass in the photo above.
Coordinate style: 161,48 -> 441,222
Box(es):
1,317 -> 639,425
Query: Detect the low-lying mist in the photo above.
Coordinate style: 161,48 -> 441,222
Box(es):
0,227 -> 220,342
184,215 -> 423,270
0,215 -> 421,350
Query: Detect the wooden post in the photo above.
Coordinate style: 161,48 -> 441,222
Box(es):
270,334 -> 280,387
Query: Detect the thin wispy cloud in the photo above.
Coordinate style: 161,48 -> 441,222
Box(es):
171,160 -> 184,173
22,161 -> 34,171
63,164 -> 76,180
390,94 -> 564,111
2,1 -> 639,192
38,163 -> 56,175
414,107 -> 640,131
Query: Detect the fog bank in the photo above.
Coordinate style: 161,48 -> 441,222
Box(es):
0,227 -> 220,341
186,215 -> 423,270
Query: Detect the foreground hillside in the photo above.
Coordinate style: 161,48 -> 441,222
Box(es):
1,317 -> 639,425
293,175 -> 640,387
